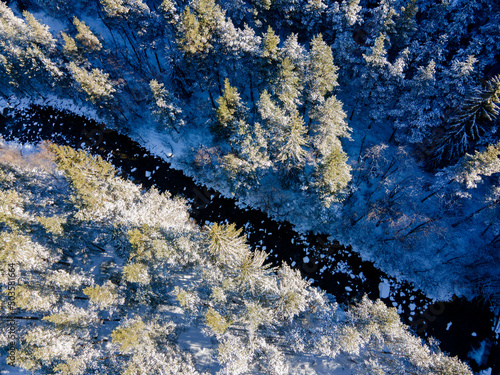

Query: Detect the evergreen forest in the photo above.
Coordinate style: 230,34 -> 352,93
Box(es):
1,0 -> 500,373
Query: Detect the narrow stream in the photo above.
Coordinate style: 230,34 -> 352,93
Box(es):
1,105 -> 498,373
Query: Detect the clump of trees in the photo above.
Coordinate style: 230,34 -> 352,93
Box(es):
0,142 -> 472,374
1,0 -> 500,339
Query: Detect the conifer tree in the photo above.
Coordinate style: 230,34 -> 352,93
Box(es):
363,32 -> 389,69
177,0 -> 224,55
100,0 -> 130,18
457,141 -> 500,189
282,33 -> 306,72
275,263 -> 310,319
221,120 -> 271,192
396,0 -> 418,38
150,79 -> 184,133
60,32 -> 78,56
0,5 -> 61,92
177,6 -> 206,54
313,146 -> 351,207
159,0 -> 178,23
262,25 -> 280,61
436,75 -> 500,161
23,11 -> 56,50
73,17 -> 102,52
310,95 -> 351,156
341,0 -> 362,26
215,78 -> 246,138
274,57 -> 302,111
308,33 -> 338,103
276,109 -> 309,170
236,250 -> 273,294
83,281 -> 122,310
68,62 -> 116,104
208,222 -> 249,266
257,89 -> 286,129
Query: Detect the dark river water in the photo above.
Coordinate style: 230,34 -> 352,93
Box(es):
1,105 -> 498,374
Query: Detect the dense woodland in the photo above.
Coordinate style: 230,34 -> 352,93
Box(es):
0,141 -> 473,374
0,0 -> 500,372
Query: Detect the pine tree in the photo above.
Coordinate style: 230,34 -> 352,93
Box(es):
149,79 -> 184,133
205,307 -> 232,335
313,146 -> 351,207
276,109 -> 309,170
83,281 -> 121,310
23,11 -> 56,50
100,0 -> 130,18
42,303 -> 97,327
49,144 -> 116,213
123,262 -> 150,284
0,231 -> 51,280
457,141 -> 500,189
341,0 -> 362,26
60,32 -> 78,56
310,95 -> 351,156
436,75 -> 500,161
274,57 -> 302,111
257,89 -> 286,130
111,318 -> 149,353
176,0 -> 224,55
215,78 -> 246,138
159,0 -> 178,23
0,5 -> 61,91
282,33 -> 306,72
73,17 -> 102,52
236,250 -> 273,294
222,121 -> 271,192
397,0 -> 418,37
192,0 -> 224,31
177,6 -> 207,54
363,32 -> 389,69
15,327 -> 79,372
275,263 -> 309,319
68,62 -> 115,104
262,25 -> 280,60
308,33 -> 338,103
11,284 -> 58,312
217,335 -> 253,375
208,222 -> 249,266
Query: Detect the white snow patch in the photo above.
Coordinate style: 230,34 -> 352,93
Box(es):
378,279 -> 390,298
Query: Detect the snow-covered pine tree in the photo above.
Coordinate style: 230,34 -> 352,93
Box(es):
309,95 -> 351,156
150,79 -> 184,133
307,33 -> 338,103
273,57 -> 303,112
215,78 -> 247,138
68,62 -> 116,105
73,17 -> 102,52
436,75 -> 500,162
313,146 -> 351,207
275,109 -> 309,171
